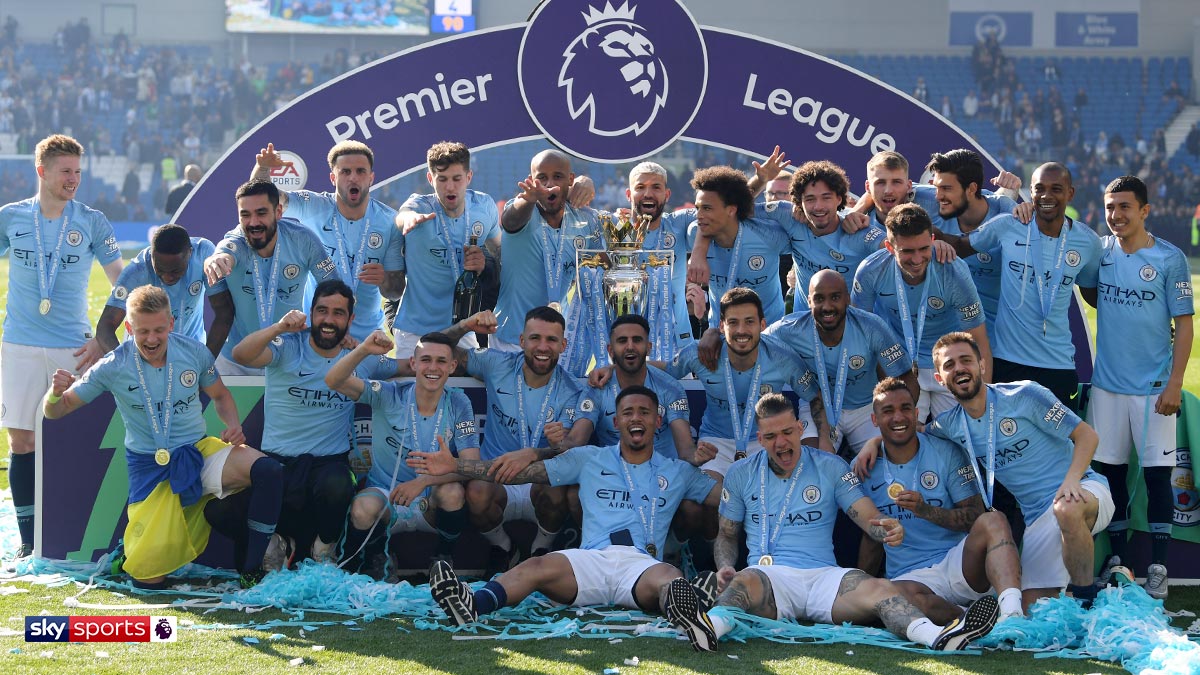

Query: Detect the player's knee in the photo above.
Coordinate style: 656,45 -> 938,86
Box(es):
534,485 -> 567,511
349,497 -> 383,529
465,479 -> 495,511
8,431 -> 34,455
1052,496 -> 1087,526
973,509 -> 1012,541
434,481 -> 466,510
314,471 -> 354,510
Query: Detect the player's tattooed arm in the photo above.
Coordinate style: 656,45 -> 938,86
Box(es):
713,515 -> 743,572
910,494 -> 984,532
454,457 -> 550,485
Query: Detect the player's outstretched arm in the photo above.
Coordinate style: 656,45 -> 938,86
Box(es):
409,435 -> 551,485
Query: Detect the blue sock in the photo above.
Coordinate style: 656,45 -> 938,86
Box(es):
243,457 -> 283,572
473,580 -> 508,615
9,453 -> 34,547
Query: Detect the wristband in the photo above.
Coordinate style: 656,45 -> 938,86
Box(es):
47,392 -> 62,404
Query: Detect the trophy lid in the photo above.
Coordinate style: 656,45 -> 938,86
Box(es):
602,211 -> 652,251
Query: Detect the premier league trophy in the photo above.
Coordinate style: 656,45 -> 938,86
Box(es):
567,211 -> 674,374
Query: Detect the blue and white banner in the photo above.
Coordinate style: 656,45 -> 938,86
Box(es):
1055,12 -> 1138,48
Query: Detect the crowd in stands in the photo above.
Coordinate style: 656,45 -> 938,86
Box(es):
0,17 -> 1195,250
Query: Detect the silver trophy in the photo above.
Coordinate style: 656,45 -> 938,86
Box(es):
579,211 -> 671,323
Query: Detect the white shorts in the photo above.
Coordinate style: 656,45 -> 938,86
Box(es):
502,483 -> 536,523
215,354 -> 263,377
392,327 -> 479,360
357,487 -> 438,534
0,342 -> 77,430
917,368 -> 956,421
1089,387 -> 1178,468
751,564 -> 849,623
699,437 -> 765,477
893,537 -> 988,607
556,545 -> 660,608
1020,479 -> 1115,590
200,443 -> 235,499
832,403 -> 878,454
486,335 -> 521,353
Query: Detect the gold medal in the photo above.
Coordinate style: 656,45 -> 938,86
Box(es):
758,555 -> 774,566
154,448 -> 170,466
39,299 -> 51,315
646,543 -> 657,558
887,482 -> 905,501
733,450 -> 747,461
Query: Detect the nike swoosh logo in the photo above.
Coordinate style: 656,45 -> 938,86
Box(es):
1101,261 -> 1114,267
703,378 -> 721,386
322,225 -> 335,232
871,483 -> 886,491
600,470 -> 616,476
496,388 -> 512,396
1163,449 -> 1176,456
13,230 -> 30,238
127,385 -> 140,391
298,370 -> 315,377
603,409 -> 615,417
879,292 -> 895,297
1014,240 -> 1029,247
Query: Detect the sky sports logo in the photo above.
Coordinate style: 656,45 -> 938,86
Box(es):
25,616 -> 178,642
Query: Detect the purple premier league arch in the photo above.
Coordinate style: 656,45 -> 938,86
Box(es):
39,0 -> 1118,566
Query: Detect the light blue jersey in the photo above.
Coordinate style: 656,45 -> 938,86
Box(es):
494,204 -> 604,345
359,381 -> 478,490
852,249 -> 984,369
73,334 -> 218,454
720,447 -> 865,569
666,334 -> 818,440
107,238 -> 220,343
764,307 -> 909,410
687,217 -> 790,325
580,367 -> 691,459
0,198 -> 121,348
284,191 -> 404,341
1093,236 -> 1194,395
756,202 -> 886,311
466,349 -> 587,460
395,190 -> 500,335
968,214 -> 1101,369
545,445 -> 715,557
260,332 -> 397,457
863,433 -> 979,577
928,382 -> 1106,524
213,219 -> 338,361
912,185 -> 1015,328
653,209 -> 698,352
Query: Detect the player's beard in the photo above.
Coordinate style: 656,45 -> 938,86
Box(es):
940,194 -> 969,221
310,321 -> 348,350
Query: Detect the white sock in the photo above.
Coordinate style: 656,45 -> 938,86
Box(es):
998,588 -> 1023,617
531,524 -> 559,552
906,617 -> 941,646
481,524 -> 512,551
709,612 -> 732,639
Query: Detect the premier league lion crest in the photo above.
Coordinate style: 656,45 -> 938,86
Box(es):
520,0 -> 707,162
559,2 -> 667,138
